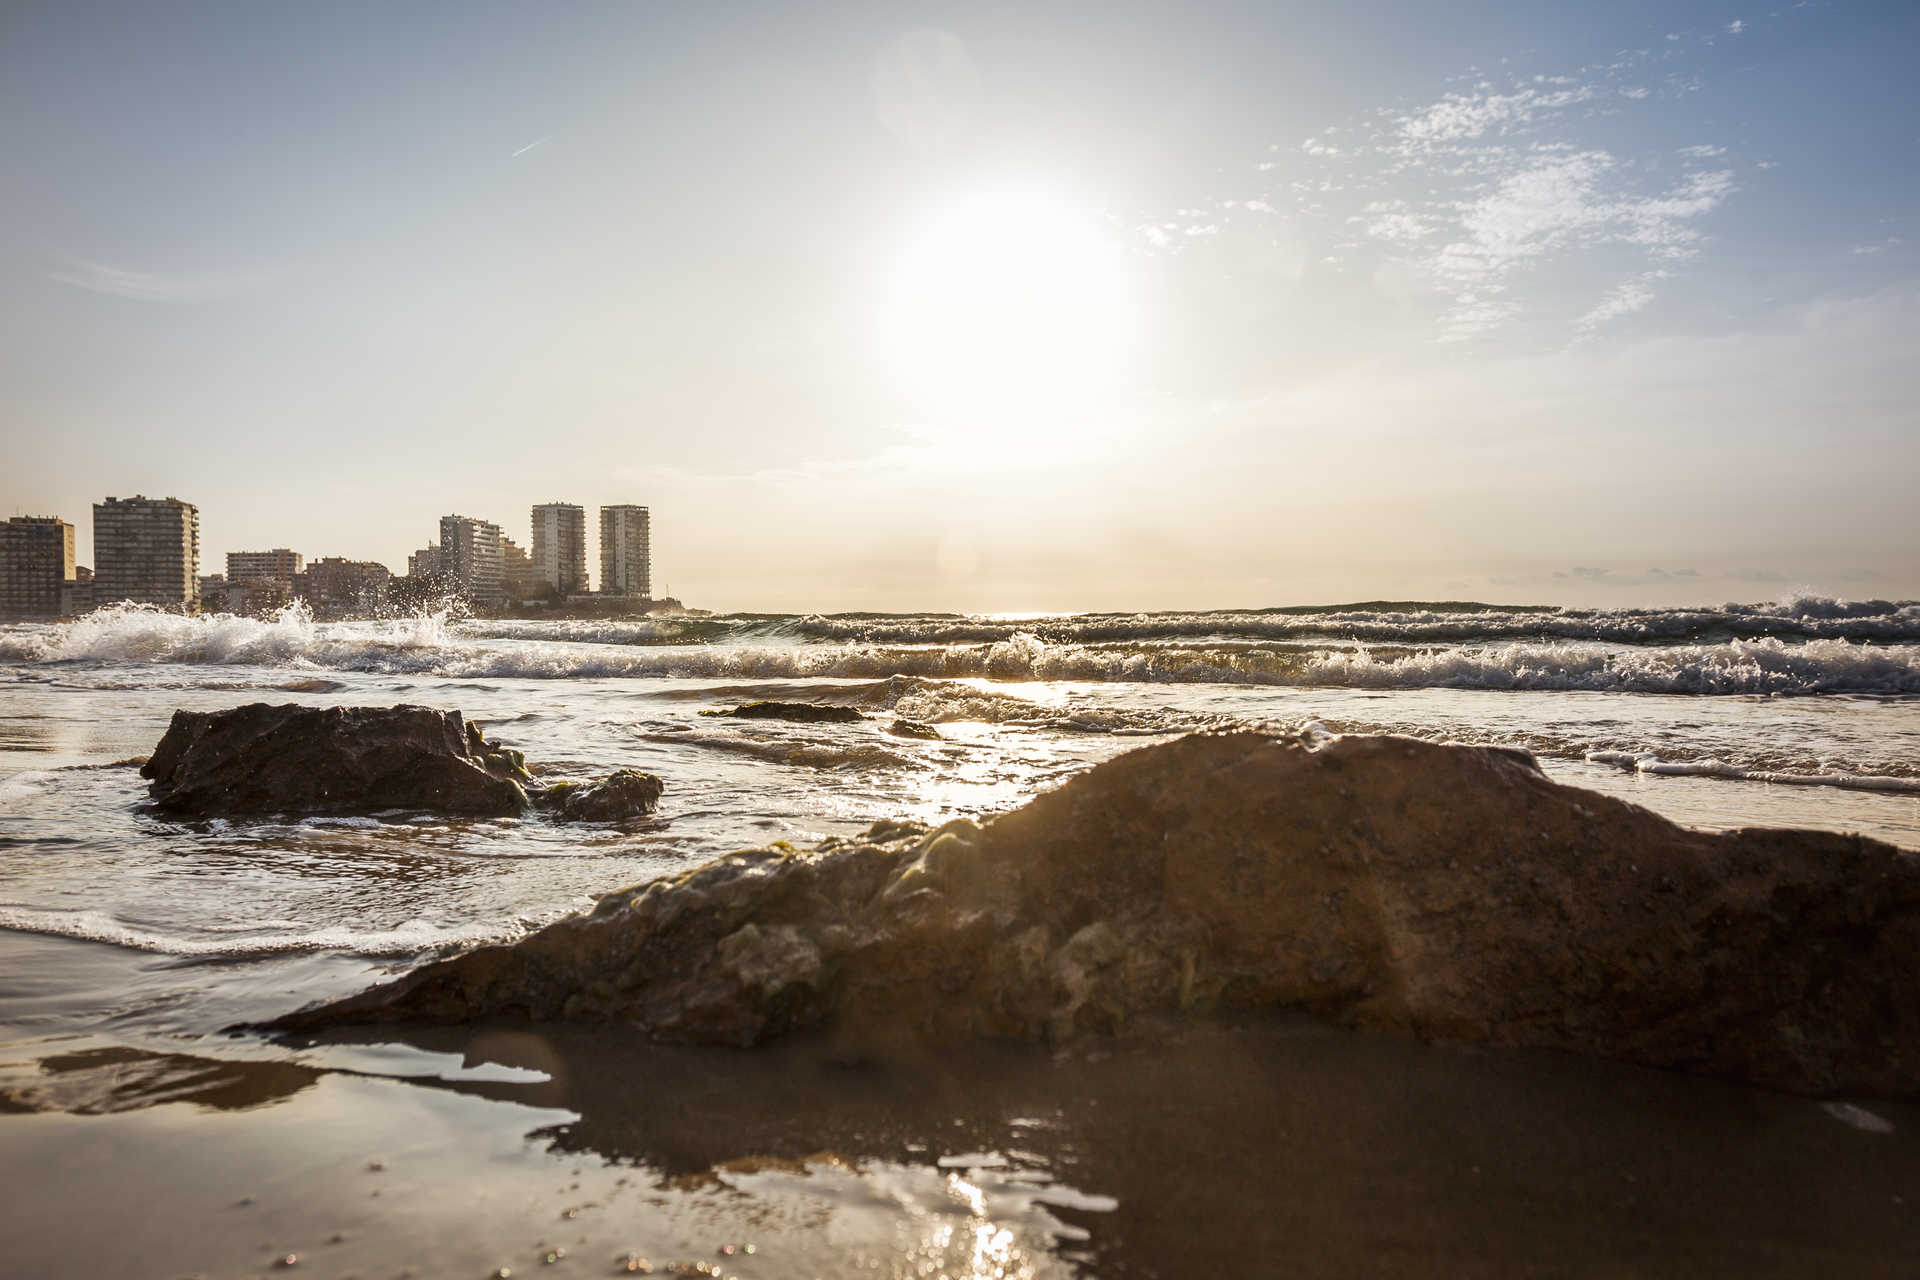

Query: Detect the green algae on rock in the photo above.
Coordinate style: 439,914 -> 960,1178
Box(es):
531,769 -> 664,823
266,731 -> 1920,1097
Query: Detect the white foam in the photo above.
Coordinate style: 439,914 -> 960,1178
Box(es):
5,609 -> 1918,696
1820,1101 -> 1895,1134
0,770 -> 56,802
1583,751 -> 1920,794
0,904 -> 527,958
1306,637 -> 1920,695
792,600 -> 1920,646
3,600 -> 458,669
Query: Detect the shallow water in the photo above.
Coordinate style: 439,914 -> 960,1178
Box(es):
2,600 -> 1917,1275
1,602 -> 1916,1041
4,931 -> 1918,1279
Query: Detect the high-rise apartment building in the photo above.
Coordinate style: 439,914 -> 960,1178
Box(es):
93,495 -> 199,611
0,516 -> 76,618
227,549 -> 303,585
599,505 -> 651,598
437,514 -> 504,604
531,503 -> 588,596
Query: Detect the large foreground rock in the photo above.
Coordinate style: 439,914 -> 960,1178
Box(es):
268,732 -> 1920,1096
142,703 -> 661,821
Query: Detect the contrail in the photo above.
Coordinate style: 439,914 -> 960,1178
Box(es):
511,135 -> 550,158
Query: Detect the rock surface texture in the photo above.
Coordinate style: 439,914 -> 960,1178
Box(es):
142,703 -> 660,821
533,769 -> 665,822
143,703 -> 531,816
268,731 -> 1920,1097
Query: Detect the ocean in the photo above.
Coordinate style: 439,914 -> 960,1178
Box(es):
2,597 -> 1917,1276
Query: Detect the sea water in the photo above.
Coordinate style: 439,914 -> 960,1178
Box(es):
1,597 -> 1916,994
2,597 -> 1917,1274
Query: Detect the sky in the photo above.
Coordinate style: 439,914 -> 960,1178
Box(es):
2,0 -> 1916,612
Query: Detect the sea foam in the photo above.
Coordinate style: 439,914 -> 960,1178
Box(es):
5,603 -> 1919,696
1583,751 -> 1920,794
0,903 -> 533,958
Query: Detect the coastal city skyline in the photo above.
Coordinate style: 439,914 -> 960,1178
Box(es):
3,2 -> 1915,613
0,494 -> 657,618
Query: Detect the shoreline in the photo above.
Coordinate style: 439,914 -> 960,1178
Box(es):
3,933 -> 1918,1278
5,870 -> 1920,1277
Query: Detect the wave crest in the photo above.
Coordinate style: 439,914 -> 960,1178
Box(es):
5,606 -> 1918,695
0,904 -> 532,958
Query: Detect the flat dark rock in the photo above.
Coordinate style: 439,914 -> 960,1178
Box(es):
704,701 -> 867,723
268,731 -> 1920,1097
531,769 -> 663,822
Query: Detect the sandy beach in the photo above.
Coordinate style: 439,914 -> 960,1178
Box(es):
2,604 -> 1918,1276
1,928 -> 1917,1279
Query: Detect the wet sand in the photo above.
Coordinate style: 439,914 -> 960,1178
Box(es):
3,939 -> 1918,1278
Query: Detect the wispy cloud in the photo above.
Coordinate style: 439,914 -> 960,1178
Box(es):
1383,78 -> 1597,162
1339,115 -> 1734,340
1851,236 -> 1906,256
1352,57 -> 1739,339
47,258 -> 271,302
1577,270 -> 1668,330
1129,9 -> 1776,342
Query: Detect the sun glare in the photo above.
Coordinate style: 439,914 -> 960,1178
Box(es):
879,184 -> 1141,429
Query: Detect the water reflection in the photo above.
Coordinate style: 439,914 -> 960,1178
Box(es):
283,1012 -> 1920,1277
5,1012 -> 1920,1276
0,1044 -> 321,1115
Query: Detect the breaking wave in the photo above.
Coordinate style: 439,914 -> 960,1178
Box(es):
0,904 -> 534,958
1296,637 -> 1920,695
787,596 -> 1920,646
1582,752 -> 1920,794
3,603 -> 1918,695
0,601 -> 455,668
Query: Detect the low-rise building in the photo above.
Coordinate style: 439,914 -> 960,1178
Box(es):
200,573 -> 289,616
227,549 -> 303,586
501,537 -> 544,602
294,557 -> 392,617
0,516 -> 76,619
60,567 -> 93,617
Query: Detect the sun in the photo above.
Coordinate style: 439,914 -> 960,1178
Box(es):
877,182 -> 1141,430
